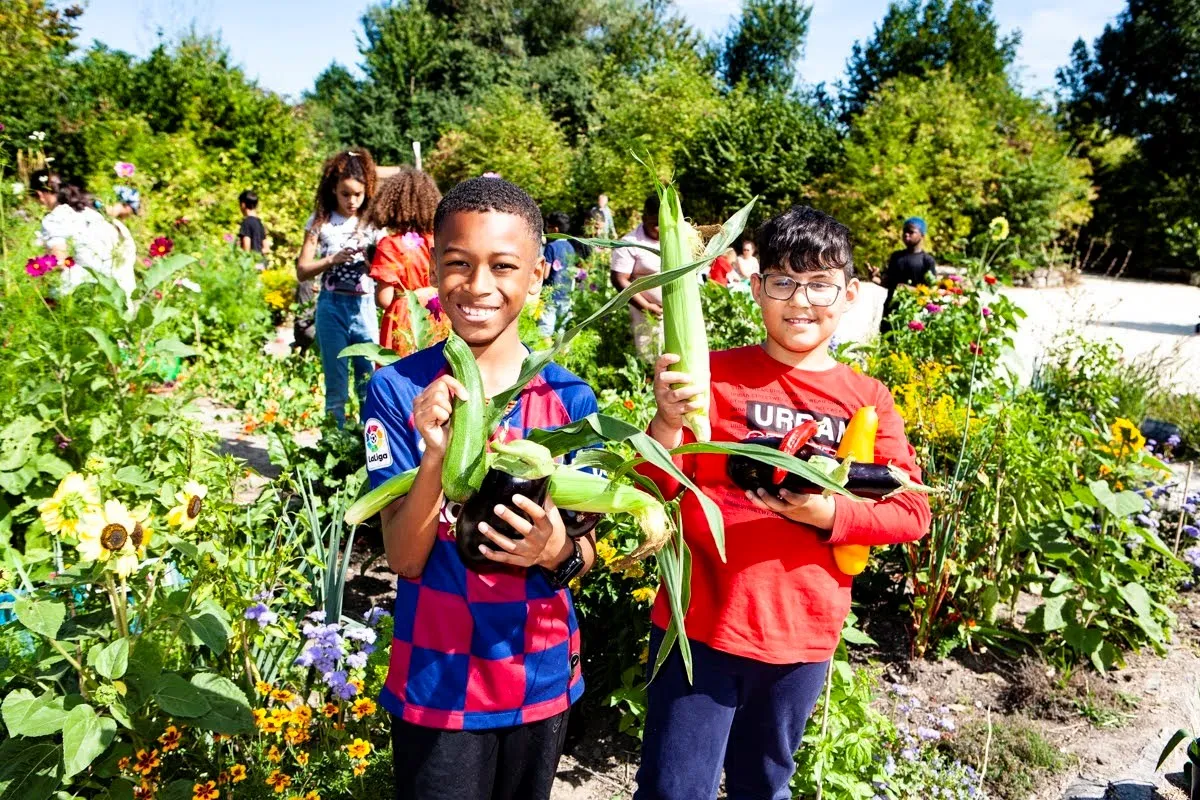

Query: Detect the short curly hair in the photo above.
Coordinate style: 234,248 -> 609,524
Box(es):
368,169 -> 441,234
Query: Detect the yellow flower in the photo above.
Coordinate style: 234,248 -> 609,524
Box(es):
304,792 -> 320,800
350,698 -> 376,720
265,771 -> 291,794
266,745 -> 282,763
270,688 -> 296,705
284,725 -> 310,746
260,714 -> 283,735
594,539 -> 617,566
1109,418 -> 1146,458
352,760 -> 368,776
348,678 -> 364,694
158,725 -> 182,752
344,738 -> 371,759
295,752 -> 309,767
988,216 -> 1010,242
631,587 -> 656,604
38,473 -> 100,536
253,708 -> 268,727
77,499 -> 141,577
321,702 -> 339,718
167,480 -> 208,531
639,645 -> 649,664
256,681 -> 273,696
133,749 -> 160,776
192,781 -> 218,800
291,705 -> 313,726
229,765 -> 247,784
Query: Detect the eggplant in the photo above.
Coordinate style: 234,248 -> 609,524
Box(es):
455,468 -> 550,570
562,509 -> 602,539
725,435 -> 915,499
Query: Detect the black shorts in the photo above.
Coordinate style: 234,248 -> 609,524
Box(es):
391,709 -> 569,800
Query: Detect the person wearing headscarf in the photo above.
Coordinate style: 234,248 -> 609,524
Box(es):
874,216 -> 936,332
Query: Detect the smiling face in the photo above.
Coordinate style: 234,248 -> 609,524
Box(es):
435,210 -> 546,348
335,177 -> 366,218
751,267 -> 858,363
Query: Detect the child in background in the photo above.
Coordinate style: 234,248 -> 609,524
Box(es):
875,216 -> 937,331
538,211 -> 576,337
362,177 -> 600,800
296,149 -> 380,427
708,247 -> 736,287
237,190 -> 266,255
107,186 -> 140,292
635,206 -> 931,800
368,168 -> 442,356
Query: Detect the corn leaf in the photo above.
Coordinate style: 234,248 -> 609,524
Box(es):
652,525 -> 693,684
404,290 -> 431,350
339,343 -> 401,366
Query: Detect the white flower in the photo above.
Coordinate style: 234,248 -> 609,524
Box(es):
11,182 -> 24,196
29,131 -> 46,142
176,278 -> 200,293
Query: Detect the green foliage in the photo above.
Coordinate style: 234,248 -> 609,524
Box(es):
940,719 -> 1067,799
677,89 -> 839,225
820,71 -> 1092,272
719,0 -> 812,93
426,89 -> 573,207
842,0 -> 1020,116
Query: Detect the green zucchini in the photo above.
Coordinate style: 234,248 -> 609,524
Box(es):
441,333 -> 488,502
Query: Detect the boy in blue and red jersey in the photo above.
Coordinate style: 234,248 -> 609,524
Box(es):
361,177 -> 600,800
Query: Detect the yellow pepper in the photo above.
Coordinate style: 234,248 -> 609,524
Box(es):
832,406 -> 878,575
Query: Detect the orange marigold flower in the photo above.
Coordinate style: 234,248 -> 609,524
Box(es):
133,749 -> 161,776
322,702 -> 339,718
134,781 -> 156,800
352,760 -> 368,777
270,688 -> 295,705
253,708 -> 268,727
256,681 -> 273,695
623,399 -> 635,410
158,725 -> 182,752
261,712 -> 284,735
350,698 -> 376,720
267,745 -> 283,763
192,780 -> 219,800
344,738 -> 371,760
295,752 -> 309,767
348,678 -> 364,694
265,771 -> 292,794
229,765 -> 247,784
284,725 -> 310,746
118,756 -> 131,772
217,772 -> 230,786
304,792 -> 320,800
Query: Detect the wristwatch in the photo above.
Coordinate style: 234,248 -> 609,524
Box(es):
542,539 -> 585,588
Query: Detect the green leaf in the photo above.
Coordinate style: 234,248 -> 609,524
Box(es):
142,253 -> 195,292
1030,594 -> 1069,632
0,739 -> 62,800
1047,573 -> 1074,595
88,639 -> 129,680
152,673 -> 211,718
151,337 -> 197,360
104,778 -> 136,800
82,267 -> 128,315
185,600 -> 233,655
125,638 -> 163,697
162,780 -> 195,800
1089,479 -> 1144,518
83,327 -> 120,366
404,290 -> 431,349
1157,729 -> 1192,770
2,690 -> 65,738
339,342 -> 401,366
14,597 -> 65,640
113,466 -> 155,492
34,453 -> 71,479
1118,582 -> 1165,644
188,674 -> 255,735
61,703 -> 116,778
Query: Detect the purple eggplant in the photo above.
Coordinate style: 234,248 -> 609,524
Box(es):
455,468 -> 550,570
725,435 -> 912,499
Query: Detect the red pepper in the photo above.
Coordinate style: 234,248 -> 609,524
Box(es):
772,420 -> 820,485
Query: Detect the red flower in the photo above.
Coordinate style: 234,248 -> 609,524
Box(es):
969,342 -> 983,355
983,274 -> 997,285
907,320 -> 925,332
424,295 -> 443,321
63,257 -> 75,268
150,237 -> 174,258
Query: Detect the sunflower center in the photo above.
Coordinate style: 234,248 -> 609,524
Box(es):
101,523 -> 129,551
187,495 -> 202,519
131,522 -> 145,549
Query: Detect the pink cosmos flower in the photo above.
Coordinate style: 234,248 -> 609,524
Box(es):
908,320 -> 925,332
948,274 -> 963,283
924,303 -> 942,313
981,307 -> 993,317
149,237 -> 174,258
223,232 -> 235,243
401,231 -> 424,250
114,162 -> 136,178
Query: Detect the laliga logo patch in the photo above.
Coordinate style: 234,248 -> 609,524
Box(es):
364,418 -> 393,471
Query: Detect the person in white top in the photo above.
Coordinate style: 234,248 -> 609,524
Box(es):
106,185 -> 141,296
732,240 -> 760,285
31,170 -> 128,296
609,194 -> 663,361
296,149 -> 381,428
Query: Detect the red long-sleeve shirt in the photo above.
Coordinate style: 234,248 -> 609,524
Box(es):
644,345 -> 931,664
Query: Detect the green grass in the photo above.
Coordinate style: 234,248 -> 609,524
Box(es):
941,718 -> 1069,800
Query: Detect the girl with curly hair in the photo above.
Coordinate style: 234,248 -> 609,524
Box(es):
367,169 -> 444,356
296,149 -> 380,427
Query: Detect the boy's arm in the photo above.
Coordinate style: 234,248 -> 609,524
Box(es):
634,354 -> 701,501
824,388 -> 932,548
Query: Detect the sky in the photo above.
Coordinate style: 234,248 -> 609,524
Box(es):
74,0 -> 1126,101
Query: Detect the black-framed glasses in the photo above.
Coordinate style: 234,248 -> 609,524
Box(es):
761,275 -> 842,306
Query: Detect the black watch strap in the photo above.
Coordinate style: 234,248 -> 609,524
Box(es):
543,539 -> 584,588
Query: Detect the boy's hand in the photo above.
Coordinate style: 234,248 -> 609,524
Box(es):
650,354 -> 705,440
411,375 -> 468,459
331,246 -> 359,265
477,494 -> 570,570
746,488 -> 836,530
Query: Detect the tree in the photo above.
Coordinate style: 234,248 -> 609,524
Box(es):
0,0 -> 80,149
1057,0 -> 1200,272
720,0 -> 812,92
841,0 -> 1019,116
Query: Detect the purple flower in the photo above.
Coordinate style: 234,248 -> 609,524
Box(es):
114,161 -> 136,178
335,680 -> 359,700
589,282 -> 598,291
307,610 -> 326,622
1184,547 -> 1200,569
925,303 -> 943,313
1136,513 -> 1157,528
344,627 -> 376,644
254,589 -> 273,602
1167,434 -> 1181,448
294,649 -> 315,668
917,725 -> 941,741
244,603 -> 278,626
575,267 -> 588,282
401,231 -> 424,249
223,232 -> 235,243
1184,525 -> 1199,539
425,295 -> 443,321
364,607 -> 390,626
981,306 -> 993,317
345,651 -> 369,670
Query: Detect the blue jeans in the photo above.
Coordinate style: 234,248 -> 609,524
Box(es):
315,291 -> 379,427
537,293 -> 573,338
634,626 -> 829,800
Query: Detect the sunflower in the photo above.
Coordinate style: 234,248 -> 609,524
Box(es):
38,473 -> 100,536
167,481 -> 208,531
77,499 -> 141,577
130,505 -> 153,556
192,781 -> 218,800
344,738 -> 371,760
1110,418 -> 1146,458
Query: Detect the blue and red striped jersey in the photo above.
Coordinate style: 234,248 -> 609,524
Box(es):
362,341 -> 598,730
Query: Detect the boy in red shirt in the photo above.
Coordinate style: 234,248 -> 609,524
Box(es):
634,206 -> 931,800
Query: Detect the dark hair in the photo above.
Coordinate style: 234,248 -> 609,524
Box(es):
643,194 -> 660,218
310,149 -> 378,234
545,211 -> 570,234
433,176 -> 543,247
238,190 -> 259,209
368,169 -> 441,234
29,169 -> 90,212
755,205 -> 854,280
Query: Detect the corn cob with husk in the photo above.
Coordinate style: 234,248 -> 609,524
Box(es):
657,182 -> 711,442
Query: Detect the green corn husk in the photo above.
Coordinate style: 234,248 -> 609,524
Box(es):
658,183 -> 711,442
345,467 -> 419,526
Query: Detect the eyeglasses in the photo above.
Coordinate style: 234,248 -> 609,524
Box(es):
761,275 -> 842,307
